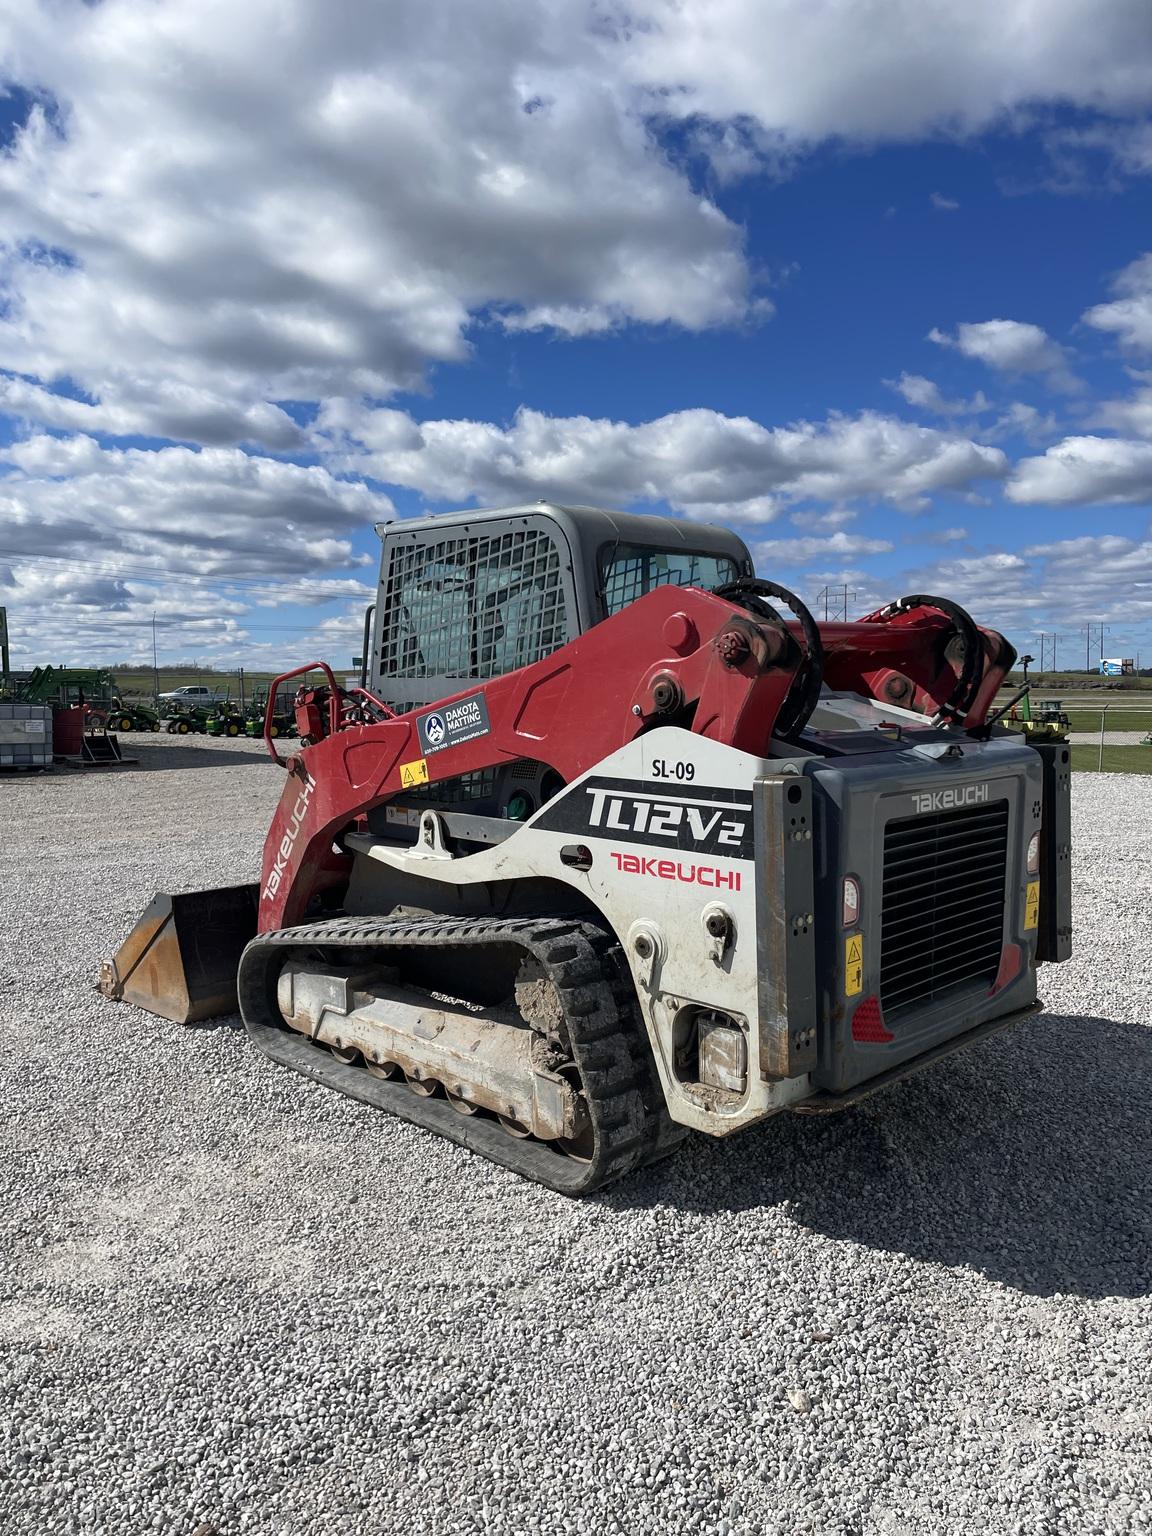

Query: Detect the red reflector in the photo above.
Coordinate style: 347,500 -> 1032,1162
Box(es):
851,995 -> 893,1044
990,942 -> 1023,995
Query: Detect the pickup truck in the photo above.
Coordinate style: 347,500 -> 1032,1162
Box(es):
158,685 -> 216,705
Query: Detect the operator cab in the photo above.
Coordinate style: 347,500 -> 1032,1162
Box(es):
363,502 -> 753,715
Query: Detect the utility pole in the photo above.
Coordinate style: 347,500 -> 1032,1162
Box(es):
1038,632 -> 1064,673
152,611 -> 159,700
1083,621 -> 1107,674
815,583 -> 857,622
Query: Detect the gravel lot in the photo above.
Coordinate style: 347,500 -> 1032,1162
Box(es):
1,736 -> 1149,1536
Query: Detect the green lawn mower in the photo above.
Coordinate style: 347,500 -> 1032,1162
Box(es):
110,700 -> 163,732
242,690 -> 298,739
243,711 -> 297,739
165,706 -> 210,735
205,702 -> 247,737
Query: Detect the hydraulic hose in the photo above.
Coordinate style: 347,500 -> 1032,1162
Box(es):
873,593 -> 984,719
714,577 -> 825,740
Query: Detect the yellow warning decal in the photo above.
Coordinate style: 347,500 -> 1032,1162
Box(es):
1024,880 -> 1040,930
845,933 -> 864,996
399,757 -> 429,789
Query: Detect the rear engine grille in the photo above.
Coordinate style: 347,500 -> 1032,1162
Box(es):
880,801 -> 1009,1021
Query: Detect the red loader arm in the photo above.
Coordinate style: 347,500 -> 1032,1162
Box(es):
257,584 -> 1013,931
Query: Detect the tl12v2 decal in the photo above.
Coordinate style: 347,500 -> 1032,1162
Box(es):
533,776 -> 754,860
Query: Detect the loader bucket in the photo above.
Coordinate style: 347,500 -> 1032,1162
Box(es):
98,884 -> 259,1024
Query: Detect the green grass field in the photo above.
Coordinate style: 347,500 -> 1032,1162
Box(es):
111,667 -> 332,701
1069,744 -> 1152,775
1064,708 -> 1152,734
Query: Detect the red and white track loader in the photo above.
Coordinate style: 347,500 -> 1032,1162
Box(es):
101,504 -> 1072,1192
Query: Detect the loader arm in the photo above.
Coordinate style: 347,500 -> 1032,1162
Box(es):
258,583 -> 1012,931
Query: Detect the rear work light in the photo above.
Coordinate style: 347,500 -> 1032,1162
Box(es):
1027,832 -> 1040,875
842,875 -> 861,928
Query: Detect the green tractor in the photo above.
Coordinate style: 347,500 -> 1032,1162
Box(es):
1005,687 -> 1070,745
1022,698 -> 1071,743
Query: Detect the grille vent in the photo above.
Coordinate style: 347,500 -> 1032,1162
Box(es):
880,801 -> 1009,1021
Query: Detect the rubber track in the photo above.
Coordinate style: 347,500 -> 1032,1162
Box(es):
236,914 -> 686,1195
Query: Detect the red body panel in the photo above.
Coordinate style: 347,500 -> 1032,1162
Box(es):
256,585 -> 1013,931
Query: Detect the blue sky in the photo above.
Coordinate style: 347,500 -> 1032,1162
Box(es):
2,0 -> 1152,670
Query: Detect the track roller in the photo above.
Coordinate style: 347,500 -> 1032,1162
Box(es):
236,914 -> 685,1195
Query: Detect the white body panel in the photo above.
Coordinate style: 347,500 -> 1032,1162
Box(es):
346,727 -> 811,1135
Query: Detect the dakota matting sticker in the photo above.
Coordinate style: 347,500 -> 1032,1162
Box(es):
417,693 -> 492,756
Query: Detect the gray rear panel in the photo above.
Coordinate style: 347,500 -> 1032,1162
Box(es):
803,737 -> 1042,1092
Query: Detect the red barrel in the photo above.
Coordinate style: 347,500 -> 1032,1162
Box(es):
52,705 -> 85,755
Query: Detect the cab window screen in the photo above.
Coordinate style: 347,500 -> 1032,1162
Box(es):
601,544 -> 741,616
379,527 -> 569,680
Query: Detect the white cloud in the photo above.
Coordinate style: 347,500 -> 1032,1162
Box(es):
315,403 -> 1008,519
928,320 -> 1078,388
0,373 -> 305,450
1008,435 -> 1152,505
0,0 -> 752,442
889,372 -> 991,416
751,532 -> 894,565
0,434 -> 391,577
0,0 -> 1145,456
984,401 -> 1061,444
1083,252 -> 1152,351
908,536 -> 1152,638
930,192 -> 960,211
790,508 -> 857,530
1090,372 -> 1152,436
1043,120 -> 1152,184
620,0 -> 1152,141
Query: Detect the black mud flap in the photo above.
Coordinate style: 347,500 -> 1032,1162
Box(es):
98,884 -> 259,1024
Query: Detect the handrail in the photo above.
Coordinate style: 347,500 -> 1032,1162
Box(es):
263,661 -> 340,766
262,664 -> 397,766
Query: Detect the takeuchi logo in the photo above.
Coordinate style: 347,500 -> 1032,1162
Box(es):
911,783 -> 991,814
261,772 -> 317,901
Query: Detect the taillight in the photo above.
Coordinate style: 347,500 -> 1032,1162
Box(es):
1027,832 -> 1040,875
851,995 -> 893,1043
842,876 -> 861,927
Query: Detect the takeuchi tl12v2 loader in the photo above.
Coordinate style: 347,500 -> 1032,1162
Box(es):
102,504 -> 1072,1193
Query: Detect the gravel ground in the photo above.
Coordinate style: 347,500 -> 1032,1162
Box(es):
1,737 -> 1150,1536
